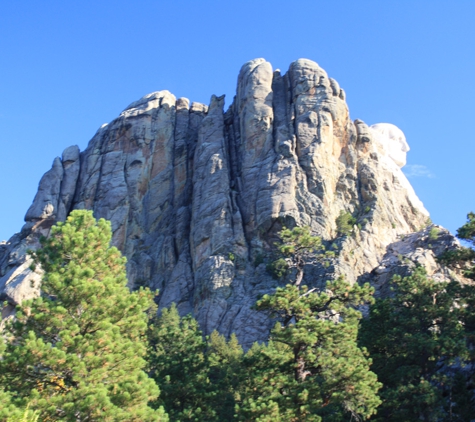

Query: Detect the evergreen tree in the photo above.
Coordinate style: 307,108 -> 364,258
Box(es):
438,211 -> 475,280
440,212 -> 475,397
148,304 -> 214,421
359,267 -> 469,421
236,340 -> 286,421
0,388 -> 23,421
456,211 -> 475,244
148,306 -> 247,421
0,210 -> 166,421
267,226 -> 334,285
207,331 -> 244,420
0,339 -> 25,420
335,211 -> 357,237
238,278 -> 381,421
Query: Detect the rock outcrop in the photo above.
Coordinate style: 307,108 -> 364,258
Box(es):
0,58 -> 461,347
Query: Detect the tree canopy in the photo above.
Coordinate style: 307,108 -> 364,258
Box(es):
359,266 -> 474,421
237,227 -> 381,421
0,210 -> 166,421
2,214 -> 475,420
439,212 -> 475,280
236,279 -> 381,421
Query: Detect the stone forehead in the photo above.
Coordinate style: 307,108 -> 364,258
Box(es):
370,123 -> 409,151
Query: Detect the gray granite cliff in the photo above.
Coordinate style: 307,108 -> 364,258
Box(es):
0,59 -> 461,346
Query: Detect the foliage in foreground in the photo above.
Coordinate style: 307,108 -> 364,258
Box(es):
237,226 -> 381,421
148,304 -> 212,421
359,266 -> 475,421
439,211 -> 475,280
148,227 -> 381,421
148,303 -> 243,421
0,210 -> 166,421
150,283 -> 381,422
237,279 -> 381,421
2,215 -> 475,420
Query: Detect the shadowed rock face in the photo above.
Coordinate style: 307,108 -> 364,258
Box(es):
0,58 -> 459,346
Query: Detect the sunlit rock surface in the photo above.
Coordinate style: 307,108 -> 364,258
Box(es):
369,123 -> 428,216
0,58 -> 460,347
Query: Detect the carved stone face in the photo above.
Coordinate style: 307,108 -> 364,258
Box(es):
370,123 -> 409,168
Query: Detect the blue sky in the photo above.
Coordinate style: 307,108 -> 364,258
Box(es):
1,0 -> 474,241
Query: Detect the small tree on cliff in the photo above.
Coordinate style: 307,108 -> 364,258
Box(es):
0,210 -> 167,421
267,226 -> 334,285
439,211 -> 475,280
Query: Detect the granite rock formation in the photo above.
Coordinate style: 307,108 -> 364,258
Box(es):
0,58 -> 462,346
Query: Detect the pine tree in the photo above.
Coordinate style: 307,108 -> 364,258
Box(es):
359,267 -> 469,421
267,226 -> 334,285
456,211 -> 475,244
237,226 -> 380,421
438,211 -> 475,280
238,274 -> 380,419
148,306 -> 247,421
0,210 -> 166,421
147,304 -> 214,421
235,340 -> 286,422
207,331 -> 244,420
0,339 -> 24,420
335,210 -> 357,236
0,388 -> 23,421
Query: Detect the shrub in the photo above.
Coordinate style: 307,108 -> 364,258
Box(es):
336,211 -> 357,236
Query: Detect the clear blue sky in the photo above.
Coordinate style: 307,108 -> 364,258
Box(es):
1,0 -> 474,241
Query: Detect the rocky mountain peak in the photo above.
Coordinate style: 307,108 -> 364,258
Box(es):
0,58 -> 459,346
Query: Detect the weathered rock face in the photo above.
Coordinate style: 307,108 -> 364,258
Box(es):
0,58 -> 461,347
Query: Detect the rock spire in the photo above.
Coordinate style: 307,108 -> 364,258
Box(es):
0,58 -> 458,346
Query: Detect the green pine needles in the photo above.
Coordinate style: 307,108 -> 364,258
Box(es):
359,266 -> 475,421
0,210 -> 167,421
2,212 -> 474,420
239,226 -> 381,421
147,304 -> 212,421
147,304 -> 244,421
266,226 -> 335,284
237,280 -> 381,421
335,211 -> 357,236
438,211 -> 475,280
